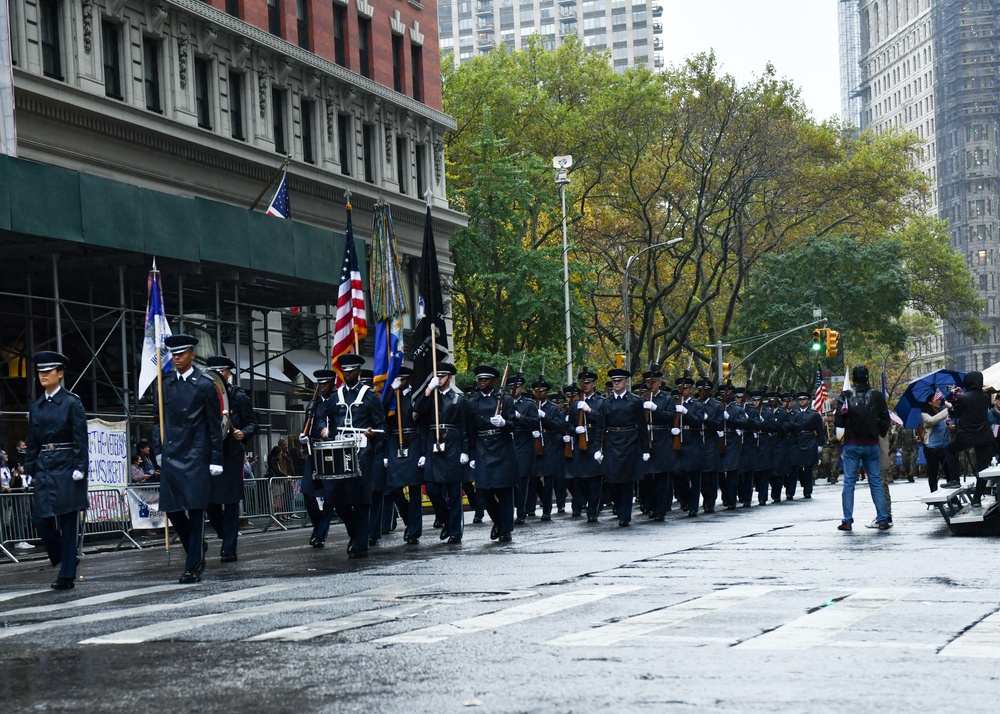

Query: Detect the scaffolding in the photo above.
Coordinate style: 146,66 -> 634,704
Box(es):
837,0 -> 864,130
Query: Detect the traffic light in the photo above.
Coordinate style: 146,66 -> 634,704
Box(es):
811,329 -> 824,352
722,362 -> 732,379
826,329 -> 840,357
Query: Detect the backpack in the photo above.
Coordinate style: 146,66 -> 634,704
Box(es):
847,388 -> 878,438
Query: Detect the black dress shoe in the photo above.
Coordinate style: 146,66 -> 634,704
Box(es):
804,494 -> 812,499
498,532 -> 512,543
653,515 -> 665,522
586,516 -> 598,523
447,536 -> 462,544
220,553 -> 238,563
405,536 -> 420,545
540,514 -> 551,521
348,550 -> 369,559
472,516 -> 483,524
179,570 -> 200,584
490,524 -> 500,540
514,517 -> 525,525
192,559 -> 207,577
439,526 -> 449,541
312,540 -> 326,548
618,520 -> 630,527
688,511 -> 698,517
347,539 -> 355,554
432,519 -> 443,528
571,512 -> 583,518
557,507 -> 566,514
369,539 -> 380,547
726,505 -> 736,511
742,502 -> 752,508
51,577 -> 75,590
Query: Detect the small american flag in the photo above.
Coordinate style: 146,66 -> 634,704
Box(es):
811,367 -> 828,412
265,170 -> 290,219
331,203 -> 367,375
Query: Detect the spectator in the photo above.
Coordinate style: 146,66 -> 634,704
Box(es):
922,391 -> 955,491
267,440 -> 291,520
130,454 -> 148,484
137,440 -> 159,482
945,371 -> 995,507
834,365 -> 891,531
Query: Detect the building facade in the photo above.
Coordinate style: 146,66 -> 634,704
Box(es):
844,0 -> 1000,375
438,0 -> 664,73
0,0 -> 465,456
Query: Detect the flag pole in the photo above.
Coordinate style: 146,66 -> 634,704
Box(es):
248,155 -> 292,211
152,263 -> 170,565
424,192 -> 442,450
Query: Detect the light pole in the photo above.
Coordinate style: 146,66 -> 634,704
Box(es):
554,155 -> 573,386
622,238 -> 683,370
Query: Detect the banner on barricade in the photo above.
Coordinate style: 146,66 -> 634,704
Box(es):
87,419 -> 128,489
125,488 -> 166,530
86,489 -> 126,524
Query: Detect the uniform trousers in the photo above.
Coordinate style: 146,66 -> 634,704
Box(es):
611,481 -> 636,522
737,470 -> 755,505
206,502 -> 240,556
575,476 -> 603,519
167,509 -> 206,572
651,472 -> 673,517
721,470 -> 739,508
769,473 -> 785,501
33,511 -> 80,580
334,503 -> 371,554
529,474 -> 555,517
398,485 -> 423,539
685,471 -> 702,515
368,489 -> 384,544
463,482 -> 483,519
303,493 -> 333,543
480,486 -> 514,536
426,482 -> 464,538
754,471 -> 770,504
700,471 -> 719,512
796,465 -> 814,497
783,470 -> 799,499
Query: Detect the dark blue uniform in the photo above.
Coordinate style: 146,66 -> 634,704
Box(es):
720,398 -> 747,509
739,399 -> 762,506
678,395 -> 707,515
789,403 -> 825,498
771,403 -> 793,501
567,391 -> 605,521
413,386 -> 469,540
301,393 -> 337,546
26,387 -> 89,583
467,389 -> 518,539
534,397 -> 567,518
699,396 -> 725,512
596,390 -> 649,524
644,389 -> 677,519
757,400 -> 778,504
208,383 -> 258,559
511,393 -> 539,521
385,385 -> 424,543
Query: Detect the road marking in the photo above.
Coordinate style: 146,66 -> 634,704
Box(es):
375,586 -> 641,644
547,585 -> 774,647
940,610 -> 1000,658
0,583 -> 299,640
0,585 -> 188,617
0,589 -> 50,603
247,603 -> 433,642
736,588 -> 911,650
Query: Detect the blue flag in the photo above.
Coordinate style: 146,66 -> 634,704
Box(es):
373,316 -> 404,407
266,170 -> 290,219
138,266 -> 172,398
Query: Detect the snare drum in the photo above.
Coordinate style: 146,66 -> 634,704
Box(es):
313,439 -> 361,480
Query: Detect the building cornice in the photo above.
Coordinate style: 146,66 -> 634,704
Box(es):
162,0 -> 455,131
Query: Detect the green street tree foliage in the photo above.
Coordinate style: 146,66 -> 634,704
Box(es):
442,39 -> 982,378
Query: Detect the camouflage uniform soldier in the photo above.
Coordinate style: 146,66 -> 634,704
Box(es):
819,413 -> 842,484
899,427 -> 918,483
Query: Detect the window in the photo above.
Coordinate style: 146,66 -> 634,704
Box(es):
333,4 -> 347,66
302,98 -> 315,164
272,87 -> 287,155
978,250 -> 988,266
411,45 -> 423,101
416,143 -> 429,199
39,0 -> 62,79
396,136 -> 409,194
358,17 -> 373,78
362,124 -> 377,183
229,70 -> 245,140
297,0 -> 310,49
268,0 -> 281,36
338,113 -> 352,175
226,0 -> 240,16
194,57 -> 212,129
102,22 -> 123,99
143,37 -> 162,113
392,34 -> 404,93
981,274 -> 989,291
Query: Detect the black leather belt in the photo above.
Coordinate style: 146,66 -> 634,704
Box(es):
401,428 -> 419,435
606,426 -> 637,433
478,429 -> 506,436
651,426 -> 672,431
434,424 -> 459,431
41,443 -> 74,451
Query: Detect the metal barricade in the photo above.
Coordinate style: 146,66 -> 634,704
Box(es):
267,477 -> 307,531
241,477 -> 275,524
0,491 -> 40,564
83,488 -> 141,550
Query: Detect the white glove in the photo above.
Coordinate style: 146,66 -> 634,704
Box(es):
723,411 -> 729,420
383,458 -> 389,467
417,456 -> 426,467
460,453 -> 469,465
428,376 -> 440,390
835,427 -> 845,440
563,435 -> 573,443
575,425 -> 587,435
702,414 -> 709,421
577,400 -> 591,413
209,465 -> 223,476
490,415 -> 506,428
321,427 -> 330,439
391,378 -> 402,390
515,411 -> 522,419
817,446 -> 824,454
670,427 -> 681,436
736,429 -> 743,437
531,430 -> 541,439
643,401 -> 657,411
675,404 -> 688,415
72,470 -> 85,481
298,433 -> 310,445
716,430 -> 724,438
470,460 -> 476,469
594,450 -> 604,464
642,453 -> 650,462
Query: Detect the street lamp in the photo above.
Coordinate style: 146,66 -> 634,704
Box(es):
554,155 -> 573,386
622,238 -> 683,370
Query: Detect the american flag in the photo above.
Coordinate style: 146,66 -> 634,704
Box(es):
811,366 -> 828,412
265,170 -> 290,219
331,203 -> 367,376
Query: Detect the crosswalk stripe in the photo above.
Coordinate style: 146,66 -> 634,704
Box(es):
80,599 -> 333,644
0,589 -> 51,603
0,583 -> 299,640
375,586 -> 642,644
735,588 -> 911,650
940,610 -> 1000,658
0,585 -> 188,617
547,585 -> 775,647
246,603 -> 433,642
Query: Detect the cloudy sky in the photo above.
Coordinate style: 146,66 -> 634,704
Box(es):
660,1 -> 842,121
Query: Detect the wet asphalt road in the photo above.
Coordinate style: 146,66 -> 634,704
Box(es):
2,479 -> 999,713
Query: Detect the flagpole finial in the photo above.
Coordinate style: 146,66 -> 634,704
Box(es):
151,257 -> 158,272
424,189 -> 433,208
344,188 -> 353,211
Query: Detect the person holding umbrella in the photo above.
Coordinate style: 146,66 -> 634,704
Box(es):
921,391 -> 955,491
